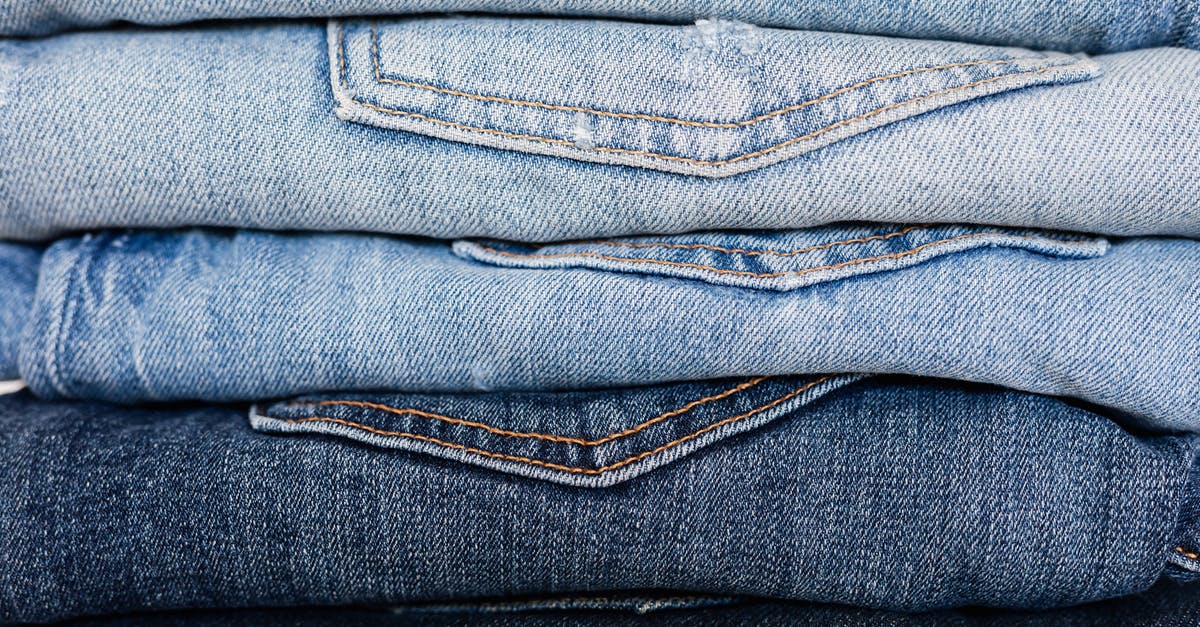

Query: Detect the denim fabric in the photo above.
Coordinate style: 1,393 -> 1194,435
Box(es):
48,581 -> 1200,626
12,228 -> 1198,431
0,242 -> 39,380
1,0 -> 1198,52
330,19 -> 1095,177
1,21 -> 1199,241
2,378 -> 1198,622
252,375 -> 867,488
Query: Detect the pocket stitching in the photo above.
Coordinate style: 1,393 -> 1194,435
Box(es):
582,224 -> 928,257
367,21 -> 1027,129
267,376 -> 832,476
338,22 -> 1079,167
288,375 -> 769,446
471,231 -> 1090,279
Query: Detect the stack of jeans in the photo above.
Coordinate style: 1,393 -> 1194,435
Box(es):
2,1 -> 1199,623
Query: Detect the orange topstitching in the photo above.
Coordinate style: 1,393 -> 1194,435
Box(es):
289,376 -> 770,446
272,376 -> 832,475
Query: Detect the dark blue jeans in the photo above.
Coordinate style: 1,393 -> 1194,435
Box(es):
3,377 -> 1198,622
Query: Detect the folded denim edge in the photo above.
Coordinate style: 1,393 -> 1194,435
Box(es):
18,233 -> 91,400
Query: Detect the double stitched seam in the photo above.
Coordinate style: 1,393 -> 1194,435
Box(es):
272,377 -> 832,475
581,224 -> 929,257
475,232 -> 1085,279
338,23 -> 1072,166
367,21 -> 1023,129
288,376 -> 769,446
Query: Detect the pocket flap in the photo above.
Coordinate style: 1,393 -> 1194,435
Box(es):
330,17 -> 1098,177
453,224 -> 1109,291
252,374 -> 864,487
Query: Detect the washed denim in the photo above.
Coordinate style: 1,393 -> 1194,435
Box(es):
2,0 -> 1198,52
10,227 -> 1198,431
41,581 -> 1200,626
2,378 -> 1199,622
0,241 -> 39,380
2,20 -> 1199,241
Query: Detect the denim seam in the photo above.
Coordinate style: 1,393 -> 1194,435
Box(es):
289,376 -> 769,446
47,238 -> 91,398
1093,448 -> 1117,596
338,22 -> 1077,167
582,224 -> 929,257
1168,439 -> 1200,568
336,19 -> 347,89
471,232 -> 1090,279
367,21 -> 1029,129
267,376 -> 831,475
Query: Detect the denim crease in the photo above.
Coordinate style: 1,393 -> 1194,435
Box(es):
2,0 -> 1198,52
41,581 -> 1200,627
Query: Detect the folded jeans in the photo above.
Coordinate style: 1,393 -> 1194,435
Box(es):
5,227 -> 1196,431
2,377 -> 1199,622
1,19 -> 1198,241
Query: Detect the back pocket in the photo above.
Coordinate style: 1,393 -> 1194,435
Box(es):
253,374 -> 864,488
452,224 -> 1109,291
329,17 -> 1098,177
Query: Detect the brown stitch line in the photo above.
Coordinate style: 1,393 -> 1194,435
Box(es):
1177,546 -> 1200,559
348,66 -> 1056,167
370,19 -> 381,85
582,224 -> 929,257
474,231 -> 1084,280
273,376 -> 831,475
337,21 -> 347,88
366,20 -> 1024,129
289,376 -> 769,446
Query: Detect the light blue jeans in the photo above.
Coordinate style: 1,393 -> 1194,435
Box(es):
2,0 -> 1198,51
6,226 -> 1197,431
1,19 -> 1198,241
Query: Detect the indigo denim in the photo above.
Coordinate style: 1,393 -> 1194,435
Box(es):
9,227 -> 1198,431
0,241 -> 38,380
2,378 -> 1199,622
1,20 -> 1199,241
1,0 -> 1198,52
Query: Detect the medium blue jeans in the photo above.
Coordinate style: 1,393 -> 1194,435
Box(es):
1,378 -> 1198,622
5,228 -> 1196,431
